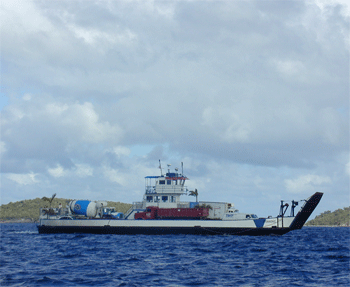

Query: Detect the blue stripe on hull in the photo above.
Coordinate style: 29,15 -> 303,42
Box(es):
37,225 -> 291,236
254,218 -> 266,228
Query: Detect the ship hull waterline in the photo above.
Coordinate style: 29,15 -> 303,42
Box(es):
37,224 -> 292,236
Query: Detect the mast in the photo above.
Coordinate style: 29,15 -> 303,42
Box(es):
159,159 -> 163,176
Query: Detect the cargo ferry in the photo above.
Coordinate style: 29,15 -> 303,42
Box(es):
37,162 -> 323,235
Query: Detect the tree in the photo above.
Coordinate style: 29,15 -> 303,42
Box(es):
42,193 -> 56,209
189,189 -> 198,202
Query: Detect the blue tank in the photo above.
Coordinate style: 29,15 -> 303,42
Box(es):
70,200 -> 97,217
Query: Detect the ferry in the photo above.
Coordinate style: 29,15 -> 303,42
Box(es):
37,162 -> 323,235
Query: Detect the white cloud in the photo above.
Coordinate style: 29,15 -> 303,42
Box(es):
346,161 -> 350,176
59,102 -> 121,143
112,146 -> 131,157
0,141 -> 6,155
273,59 -> 306,79
48,165 -> 66,178
103,166 -> 126,186
6,172 -> 39,185
75,164 -> 93,178
1,0 -> 53,34
48,163 -> 93,178
22,94 -> 32,101
315,0 -> 350,17
285,174 -> 332,193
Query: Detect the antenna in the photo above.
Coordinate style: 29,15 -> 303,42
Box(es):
159,159 -> 163,176
181,162 -> 183,176
167,164 -> 171,173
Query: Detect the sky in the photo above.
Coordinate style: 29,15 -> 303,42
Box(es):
1,0 -> 349,219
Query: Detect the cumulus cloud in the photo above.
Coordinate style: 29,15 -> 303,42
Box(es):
1,96 -> 123,173
48,165 -> 66,178
0,0 -> 348,215
48,163 -> 93,178
285,174 -> 332,193
6,172 -> 39,185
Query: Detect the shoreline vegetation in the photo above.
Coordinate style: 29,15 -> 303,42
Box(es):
305,207 -> 349,227
1,198 -> 349,227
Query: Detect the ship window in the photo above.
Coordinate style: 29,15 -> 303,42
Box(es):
167,180 -> 171,185
154,196 -> 160,202
246,215 -> 250,219
159,180 -> 165,185
162,196 -> 168,202
146,196 -> 153,202
170,196 -> 176,203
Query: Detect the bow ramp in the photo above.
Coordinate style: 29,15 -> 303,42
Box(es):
289,192 -> 324,230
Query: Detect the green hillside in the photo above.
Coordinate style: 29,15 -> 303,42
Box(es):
0,198 -> 132,222
306,207 -> 350,226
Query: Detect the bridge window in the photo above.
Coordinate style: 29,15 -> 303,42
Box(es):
170,196 -> 176,203
154,196 -> 160,202
146,196 -> 153,202
162,196 -> 168,202
167,180 -> 171,185
159,180 -> 165,185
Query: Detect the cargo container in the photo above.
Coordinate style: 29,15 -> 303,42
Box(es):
134,206 -> 209,220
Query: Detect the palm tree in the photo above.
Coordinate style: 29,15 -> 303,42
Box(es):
189,189 -> 198,202
42,193 -> 56,209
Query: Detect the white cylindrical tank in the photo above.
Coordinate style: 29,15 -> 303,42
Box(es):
96,201 -> 108,208
69,200 -> 97,217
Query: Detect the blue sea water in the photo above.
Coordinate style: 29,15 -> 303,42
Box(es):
0,224 -> 349,286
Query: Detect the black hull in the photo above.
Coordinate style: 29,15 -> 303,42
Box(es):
289,192 -> 323,230
37,225 -> 291,236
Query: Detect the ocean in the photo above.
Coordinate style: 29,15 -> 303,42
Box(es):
0,223 -> 349,286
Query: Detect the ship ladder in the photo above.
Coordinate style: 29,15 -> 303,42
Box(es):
124,206 -> 135,220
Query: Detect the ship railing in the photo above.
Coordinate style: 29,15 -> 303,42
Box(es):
156,186 -> 187,194
145,186 -> 156,194
132,202 -> 144,209
124,202 -> 144,219
40,207 -> 67,218
124,207 -> 134,219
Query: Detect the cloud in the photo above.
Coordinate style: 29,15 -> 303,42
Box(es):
285,174 -> 332,193
0,141 -> 6,154
48,163 -> 93,178
1,96 -> 123,173
0,0 -> 348,216
6,172 -> 39,185
48,165 -> 66,178
75,164 -> 93,178
346,160 -> 350,176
